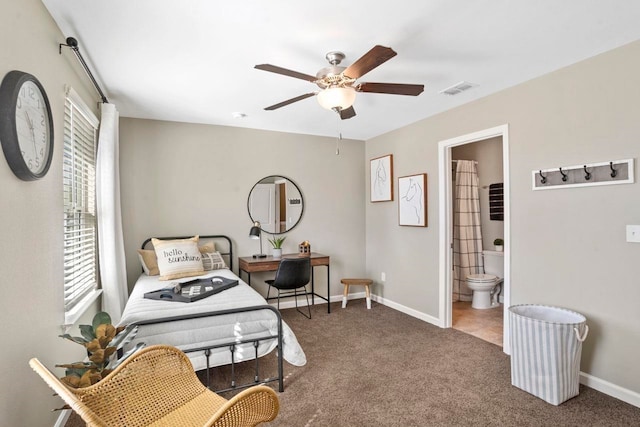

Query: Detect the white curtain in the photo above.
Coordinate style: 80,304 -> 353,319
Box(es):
453,160 -> 484,302
97,103 -> 128,324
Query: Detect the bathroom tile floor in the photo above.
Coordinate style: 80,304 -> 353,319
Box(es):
452,301 -> 504,347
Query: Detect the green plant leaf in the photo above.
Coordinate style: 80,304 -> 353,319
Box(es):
64,367 -> 89,378
268,236 -> 286,248
57,362 -> 95,371
92,312 -> 112,331
79,324 -> 96,341
59,334 -> 88,345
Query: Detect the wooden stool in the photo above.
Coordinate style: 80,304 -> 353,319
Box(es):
341,278 -> 373,309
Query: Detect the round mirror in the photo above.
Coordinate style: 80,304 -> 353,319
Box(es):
247,175 -> 304,234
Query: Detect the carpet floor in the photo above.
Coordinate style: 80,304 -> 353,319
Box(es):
67,300 -> 640,426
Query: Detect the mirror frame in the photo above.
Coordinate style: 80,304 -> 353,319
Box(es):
247,175 -> 304,235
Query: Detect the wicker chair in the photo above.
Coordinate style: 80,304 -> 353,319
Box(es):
29,345 -> 279,427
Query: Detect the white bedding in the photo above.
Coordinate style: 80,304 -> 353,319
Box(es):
119,269 -> 306,371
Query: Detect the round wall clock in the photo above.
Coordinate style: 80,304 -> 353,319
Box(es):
0,70 -> 54,181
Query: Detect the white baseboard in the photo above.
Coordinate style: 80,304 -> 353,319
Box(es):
371,294 -> 443,327
55,409 -> 71,427
580,372 -> 640,408
273,292 -> 639,408
274,292 -> 441,325
269,292 -> 343,310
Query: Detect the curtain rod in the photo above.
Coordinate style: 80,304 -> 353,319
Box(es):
452,160 -> 478,164
59,37 -> 109,104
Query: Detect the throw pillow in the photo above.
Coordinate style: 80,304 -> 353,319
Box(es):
202,251 -> 228,271
137,249 -> 159,276
199,241 -> 215,254
138,240 -> 215,275
152,236 -> 205,280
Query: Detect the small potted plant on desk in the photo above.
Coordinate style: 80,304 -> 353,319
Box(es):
493,238 -> 504,252
268,236 -> 286,258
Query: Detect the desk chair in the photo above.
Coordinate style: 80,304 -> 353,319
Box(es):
265,257 -> 312,319
29,345 -> 279,427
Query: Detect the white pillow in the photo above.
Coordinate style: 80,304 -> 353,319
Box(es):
152,236 -> 204,280
202,251 -> 228,271
137,242 -> 215,276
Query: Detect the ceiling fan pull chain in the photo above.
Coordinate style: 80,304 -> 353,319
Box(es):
335,115 -> 341,155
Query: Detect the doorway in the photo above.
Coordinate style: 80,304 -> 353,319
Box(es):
437,125 -> 511,354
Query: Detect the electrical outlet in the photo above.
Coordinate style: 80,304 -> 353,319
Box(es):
627,225 -> 640,243
381,272 -> 386,282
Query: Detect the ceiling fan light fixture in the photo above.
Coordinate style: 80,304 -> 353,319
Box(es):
317,86 -> 356,111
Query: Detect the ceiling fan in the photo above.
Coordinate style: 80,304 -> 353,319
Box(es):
255,45 -> 424,120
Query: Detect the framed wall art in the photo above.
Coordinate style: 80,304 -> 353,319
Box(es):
398,173 -> 427,227
370,154 -> 393,202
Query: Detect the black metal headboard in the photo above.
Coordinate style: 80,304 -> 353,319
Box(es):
141,235 -> 233,271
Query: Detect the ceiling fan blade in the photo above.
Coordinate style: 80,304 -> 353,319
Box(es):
356,82 -> 424,96
254,64 -> 317,82
343,45 -> 397,80
264,92 -> 316,110
339,106 -> 356,120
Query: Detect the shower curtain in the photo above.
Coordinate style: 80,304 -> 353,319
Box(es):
453,160 -> 484,301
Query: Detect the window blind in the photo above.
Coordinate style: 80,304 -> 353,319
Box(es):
63,90 -> 100,312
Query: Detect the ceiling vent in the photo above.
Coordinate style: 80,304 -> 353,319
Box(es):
439,81 -> 477,96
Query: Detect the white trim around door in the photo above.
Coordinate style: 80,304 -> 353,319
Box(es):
438,124 -> 511,355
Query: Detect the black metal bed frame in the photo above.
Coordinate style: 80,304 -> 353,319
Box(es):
134,235 -> 284,392
129,305 -> 284,392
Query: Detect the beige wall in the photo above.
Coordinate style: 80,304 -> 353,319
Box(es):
0,0 -> 100,425
366,40 -> 640,394
452,136 -> 504,249
118,118 -> 366,299
2,4 -> 638,423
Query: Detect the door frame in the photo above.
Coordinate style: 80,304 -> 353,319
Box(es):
437,124 -> 512,354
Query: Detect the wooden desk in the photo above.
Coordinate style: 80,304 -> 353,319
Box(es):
238,253 -> 331,313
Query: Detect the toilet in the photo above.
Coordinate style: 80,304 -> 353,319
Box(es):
466,250 -> 504,309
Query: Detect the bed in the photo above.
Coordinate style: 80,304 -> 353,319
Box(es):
118,235 -> 306,392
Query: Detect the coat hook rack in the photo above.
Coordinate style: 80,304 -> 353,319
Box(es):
539,170 -> 547,184
532,158 -> 634,190
559,167 -> 568,182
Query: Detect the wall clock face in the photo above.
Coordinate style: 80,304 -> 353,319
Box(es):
0,70 -> 54,181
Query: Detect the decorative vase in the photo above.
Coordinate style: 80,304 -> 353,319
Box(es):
495,245 -> 503,252
272,248 -> 282,258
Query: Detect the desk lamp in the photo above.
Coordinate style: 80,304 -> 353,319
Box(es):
249,221 -> 267,258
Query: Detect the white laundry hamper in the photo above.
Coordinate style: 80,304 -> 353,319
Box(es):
509,304 -> 589,405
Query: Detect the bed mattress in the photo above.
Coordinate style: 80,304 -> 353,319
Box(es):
119,269 -> 306,371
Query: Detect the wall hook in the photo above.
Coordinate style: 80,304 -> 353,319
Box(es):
583,165 -> 591,181
610,161 -> 618,178
539,170 -> 547,184
559,167 -> 568,182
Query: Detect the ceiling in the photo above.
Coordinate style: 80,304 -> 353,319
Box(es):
42,1 -> 640,140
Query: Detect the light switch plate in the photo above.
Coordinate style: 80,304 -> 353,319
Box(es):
626,225 -> 640,243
